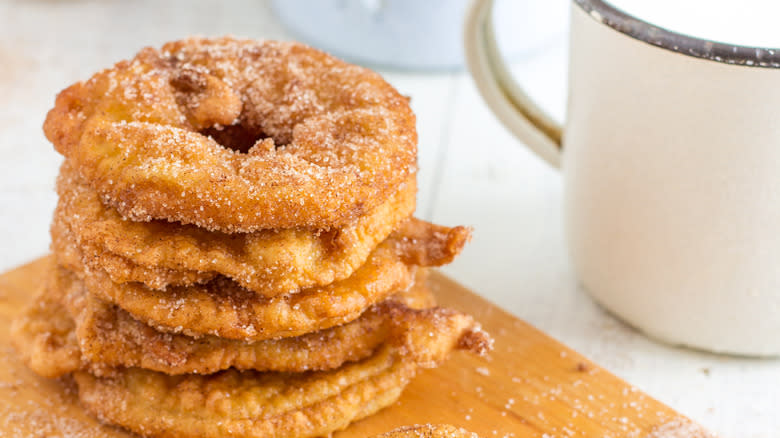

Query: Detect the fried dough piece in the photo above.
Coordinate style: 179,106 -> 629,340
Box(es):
73,310 -> 491,438
55,163 -> 416,295
51,217 -> 216,289
374,425 -> 481,438
56,221 -> 471,341
71,246 -> 411,341
71,276 -> 436,376
15,268 -> 436,377
46,37 -> 417,232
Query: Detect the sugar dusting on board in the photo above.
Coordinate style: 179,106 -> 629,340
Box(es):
646,418 -> 719,438
0,347 -> 124,438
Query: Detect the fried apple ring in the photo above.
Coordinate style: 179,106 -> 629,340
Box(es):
72,313 -> 490,438
56,221 -> 471,340
45,37 -> 417,232
54,162 -> 416,295
12,268 -> 438,377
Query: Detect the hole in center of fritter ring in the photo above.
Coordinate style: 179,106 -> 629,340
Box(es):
200,124 -> 278,154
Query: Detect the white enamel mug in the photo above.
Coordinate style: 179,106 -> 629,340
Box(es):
465,0 -> 780,356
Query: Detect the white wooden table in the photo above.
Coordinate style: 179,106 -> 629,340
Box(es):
0,2 -> 776,436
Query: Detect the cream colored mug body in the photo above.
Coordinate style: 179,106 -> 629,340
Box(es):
465,0 -> 780,355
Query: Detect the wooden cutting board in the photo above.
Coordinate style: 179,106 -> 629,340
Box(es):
0,257 -> 714,437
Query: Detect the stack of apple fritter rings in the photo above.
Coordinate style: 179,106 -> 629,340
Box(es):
12,38 -> 492,438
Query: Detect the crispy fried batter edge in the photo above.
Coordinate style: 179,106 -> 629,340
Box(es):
16,269 -> 436,377
54,220 -> 470,341
73,306 -> 491,438
55,162 -> 416,296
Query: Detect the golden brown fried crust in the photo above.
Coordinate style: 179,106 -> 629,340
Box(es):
51,217 -> 215,289
54,162 -> 417,295
72,309 -> 490,438
374,424 -> 482,438
392,220 -> 472,267
63,243 -> 414,341
60,269 -> 436,376
54,219 -> 468,340
45,37 -> 418,232
10,269 -> 439,378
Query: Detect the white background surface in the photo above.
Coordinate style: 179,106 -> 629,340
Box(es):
0,1 -> 777,436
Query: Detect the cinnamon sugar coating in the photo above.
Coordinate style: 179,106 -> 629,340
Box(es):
72,311 -> 488,438
56,220 -> 471,341
54,162 -> 416,295
12,269 -> 441,377
45,37 -> 417,232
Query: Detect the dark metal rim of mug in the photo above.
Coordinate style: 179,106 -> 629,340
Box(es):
575,0 -> 780,68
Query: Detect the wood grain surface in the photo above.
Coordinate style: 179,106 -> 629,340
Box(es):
0,257 -> 714,437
